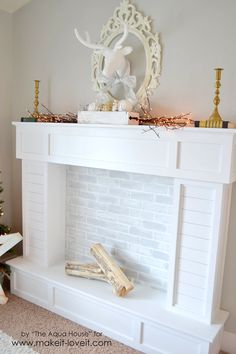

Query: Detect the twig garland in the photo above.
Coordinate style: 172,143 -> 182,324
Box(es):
139,95 -> 193,130
28,104 -> 77,123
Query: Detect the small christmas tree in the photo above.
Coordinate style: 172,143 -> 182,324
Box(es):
0,172 -> 10,235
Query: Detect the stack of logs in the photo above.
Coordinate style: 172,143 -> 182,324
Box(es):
65,243 -> 134,297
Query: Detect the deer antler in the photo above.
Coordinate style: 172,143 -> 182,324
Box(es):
114,23 -> 129,49
74,28 -> 106,50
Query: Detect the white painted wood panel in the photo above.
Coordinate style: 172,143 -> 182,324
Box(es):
181,222 -> 211,239
182,210 -> 212,226
21,131 -> 48,156
141,322 -> 203,354
177,282 -> 206,300
182,197 -> 214,213
179,258 -> 208,276
177,141 -> 222,173
180,246 -> 208,264
181,236 -> 210,252
50,134 -> 171,169
13,271 -> 49,304
13,123 -> 236,183
168,179 -> 231,324
178,271 -> 206,289
175,293 -> 205,314
54,287 -> 134,340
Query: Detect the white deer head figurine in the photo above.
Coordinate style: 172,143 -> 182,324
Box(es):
74,24 -> 133,79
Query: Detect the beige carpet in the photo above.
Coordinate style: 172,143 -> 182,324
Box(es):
0,292 -> 143,354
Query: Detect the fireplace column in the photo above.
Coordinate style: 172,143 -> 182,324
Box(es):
168,179 -> 232,323
22,160 -> 66,266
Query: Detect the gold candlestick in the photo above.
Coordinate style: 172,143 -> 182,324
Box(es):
208,68 -> 223,123
33,80 -> 40,116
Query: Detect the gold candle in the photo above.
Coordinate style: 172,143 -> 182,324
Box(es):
208,68 -> 223,124
33,80 -> 40,116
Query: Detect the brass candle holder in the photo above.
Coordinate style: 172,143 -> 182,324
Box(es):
33,80 -> 40,116
208,68 -> 223,124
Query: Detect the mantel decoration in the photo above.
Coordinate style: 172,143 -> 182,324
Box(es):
193,68 -> 235,129
22,80 -> 77,123
75,0 -> 161,114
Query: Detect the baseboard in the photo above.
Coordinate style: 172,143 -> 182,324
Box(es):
222,331 -> 236,354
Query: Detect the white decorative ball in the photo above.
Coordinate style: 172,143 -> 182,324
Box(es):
118,100 -> 133,112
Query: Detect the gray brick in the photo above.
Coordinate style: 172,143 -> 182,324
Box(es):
139,210 -> 154,221
142,201 -> 172,214
88,168 -> 108,176
131,173 -> 159,183
129,226 -> 153,239
88,184 -> 108,193
68,181 -> 88,191
140,238 -> 159,248
87,233 -> 106,244
98,195 -> 119,204
155,195 -> 173,205
87,217 -> 128,233
116,233 -> 139,243
140,256 -> 168,269
131,191 -> 154,202
154,214 -> 172,224
152,250 -> 169,261
97,176 -> 120,187
125,261 -> 150,274
142,220 -> 167,232
78,174 -> 97,183
118,215 -> 141,227
105,238 -> 128,250
108,204 -> 130,216
109,188 -> 131,198
120,198 -> 141,208
142,184 -> 170,195
75,222 -> 97,233
128,244 -> 154,257
96,227 -> 118,239
78,191 -> 97,200
87,200 -> 107,211
96,211 -> 118,222
109,170 -> 130,179
120,180 -> 143,190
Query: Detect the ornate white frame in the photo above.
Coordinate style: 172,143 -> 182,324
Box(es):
91,0 -> 161,105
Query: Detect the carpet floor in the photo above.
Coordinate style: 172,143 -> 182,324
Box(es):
0,292 -> 143,354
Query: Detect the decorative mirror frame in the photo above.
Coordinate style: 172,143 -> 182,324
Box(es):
91,0 -> 161,106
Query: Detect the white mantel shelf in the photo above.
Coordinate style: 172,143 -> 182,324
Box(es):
13,122 -> 236,184
9,122 -> 236,354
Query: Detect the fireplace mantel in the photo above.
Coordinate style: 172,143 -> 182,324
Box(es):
9,122 -> 236,354
13,122 -> 236,183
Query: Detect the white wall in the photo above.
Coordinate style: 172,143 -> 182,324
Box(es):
10,0 -> 236,333
0,10 -> 12,227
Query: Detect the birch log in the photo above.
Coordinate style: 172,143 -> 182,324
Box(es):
65,262 -> 107,282
0,284 -> 8,305
90,243 -> 134,296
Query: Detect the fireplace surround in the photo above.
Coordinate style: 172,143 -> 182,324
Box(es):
8,122 -> 236,354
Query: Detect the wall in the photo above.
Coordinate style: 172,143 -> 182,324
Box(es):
0,10 -> 12,227
11,0 -> 236,334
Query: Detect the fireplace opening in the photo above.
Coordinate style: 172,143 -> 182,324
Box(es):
65,166 -> 174,291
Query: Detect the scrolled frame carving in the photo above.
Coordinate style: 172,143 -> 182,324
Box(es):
91,0 -> 161,105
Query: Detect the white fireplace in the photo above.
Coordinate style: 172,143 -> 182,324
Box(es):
8,122 -> 236,354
